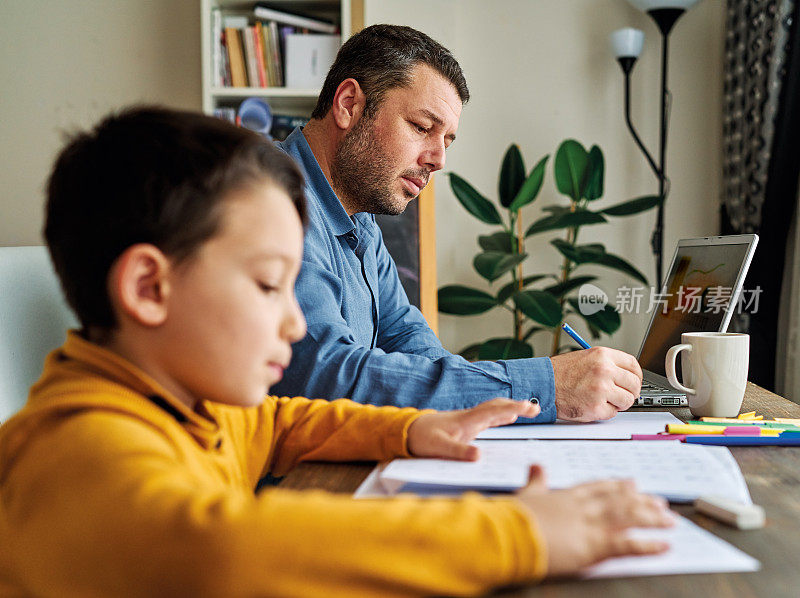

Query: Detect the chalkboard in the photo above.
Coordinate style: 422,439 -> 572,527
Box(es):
376,203 -> 420,307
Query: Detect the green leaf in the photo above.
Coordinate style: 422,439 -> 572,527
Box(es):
525,210 -> 607,237
601,195 -> 663,216
544,275 -> 598,298
478,231 -> 514,253
438,285 -> 497,315
550,239 -> 606,263
513,290 -> 563,327
591,252 -> 648,285
459,343 -> 482,361
568,299 -> 621,334
550,241 -> 648,284
498,144 -> 526,208
478,338 -> 534,360
448,173 -> 502,225
497,275 -> 549,304
542,204 -> 570,215
473,251 -> 527,282
554,139 -> 588,202
583,145 -> 604,201
509,155 -> 549,212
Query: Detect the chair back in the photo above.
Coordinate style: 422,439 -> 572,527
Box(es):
0,246 -> 77,422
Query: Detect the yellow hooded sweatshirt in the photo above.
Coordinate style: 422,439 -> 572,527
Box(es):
0,332 -> 546,597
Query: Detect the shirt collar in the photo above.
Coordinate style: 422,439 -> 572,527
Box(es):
59,331 -> 221,444
281,127 -> 355,238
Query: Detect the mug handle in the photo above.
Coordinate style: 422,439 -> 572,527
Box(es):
665,344 -> 695,395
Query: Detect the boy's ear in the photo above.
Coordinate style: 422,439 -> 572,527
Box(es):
108,244 -> 172,327
331,78 -> 367,131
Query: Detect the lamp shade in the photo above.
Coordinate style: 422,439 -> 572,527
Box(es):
627,0 -> 700,10
611,28 -> 644,58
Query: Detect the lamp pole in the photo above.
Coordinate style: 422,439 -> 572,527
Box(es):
614,1 -> 701,287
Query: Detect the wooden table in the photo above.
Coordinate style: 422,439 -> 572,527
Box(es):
281,383 -> 800,597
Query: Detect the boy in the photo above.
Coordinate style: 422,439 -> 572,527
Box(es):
0,107 -> 671,597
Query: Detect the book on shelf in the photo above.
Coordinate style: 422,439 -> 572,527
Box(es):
242,26 -> 261,88
267,20 -> 284,87
253,3 -> 338,34
224,27 -> 248,88
252,23 -> 269,87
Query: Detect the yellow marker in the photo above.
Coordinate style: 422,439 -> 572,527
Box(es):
666,424 -> 782,436
775,418 -> 800,425
667,424 -> 724,435
738,411 -> 757,419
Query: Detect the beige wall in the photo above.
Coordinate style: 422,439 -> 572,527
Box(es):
0,0 -> 201,247
367,0 -> 725,356
1,0 -> 724,357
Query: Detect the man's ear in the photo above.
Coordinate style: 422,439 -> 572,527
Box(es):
108,244 -> 172,327
330,78 -> 367,131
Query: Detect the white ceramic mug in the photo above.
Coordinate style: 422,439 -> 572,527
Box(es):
665,332 -> 750,417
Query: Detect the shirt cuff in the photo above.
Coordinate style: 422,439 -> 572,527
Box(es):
502,357 -> 557,423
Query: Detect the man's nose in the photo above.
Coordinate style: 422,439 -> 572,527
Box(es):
421,137 -> 446,172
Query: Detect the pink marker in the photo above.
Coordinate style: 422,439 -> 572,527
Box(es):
723,426 -> 762,435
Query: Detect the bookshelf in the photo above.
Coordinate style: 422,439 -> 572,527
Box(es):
199,0 -> 438,334
200,0 -> 357,115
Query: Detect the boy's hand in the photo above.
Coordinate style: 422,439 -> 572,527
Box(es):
516,466 -> 674,576
407,398 -> 539,461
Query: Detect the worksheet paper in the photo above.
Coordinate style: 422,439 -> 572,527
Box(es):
476,411 -> 683,440
583,515 -> 760,578
378,441 -> 752,503
353,476 -> 760,578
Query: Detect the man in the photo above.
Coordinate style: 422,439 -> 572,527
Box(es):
272,24 -> 643,422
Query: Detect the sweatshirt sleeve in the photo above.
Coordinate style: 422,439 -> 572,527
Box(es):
2,412 -> 547,598
266,396 -> 430,476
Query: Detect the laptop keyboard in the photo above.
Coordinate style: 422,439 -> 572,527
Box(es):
641,381 -> 664,391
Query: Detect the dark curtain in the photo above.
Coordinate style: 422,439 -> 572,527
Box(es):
722,0 -> 800,390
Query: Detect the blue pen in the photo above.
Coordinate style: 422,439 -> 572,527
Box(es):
685,432 -> 800,446
561,322 -> 591,349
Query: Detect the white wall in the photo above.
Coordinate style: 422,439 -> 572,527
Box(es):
0,0 -> 201,247
366,0 -> 724,356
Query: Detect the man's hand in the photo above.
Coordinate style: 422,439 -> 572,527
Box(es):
516,466 -> 673,576
407,398 -> 539,460
551,347 -> 643,421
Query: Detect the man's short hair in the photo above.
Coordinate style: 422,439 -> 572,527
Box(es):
311,24 -> 469,120
44,106 -> 307,333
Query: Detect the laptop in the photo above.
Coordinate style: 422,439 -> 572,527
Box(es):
634,234 -> 759,407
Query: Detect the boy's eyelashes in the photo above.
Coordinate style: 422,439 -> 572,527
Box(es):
256,281 -> 279,294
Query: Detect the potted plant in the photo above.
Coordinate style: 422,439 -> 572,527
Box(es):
438,139 -> 661,359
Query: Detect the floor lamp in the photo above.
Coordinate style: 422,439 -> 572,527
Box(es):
611,0 -> 702,286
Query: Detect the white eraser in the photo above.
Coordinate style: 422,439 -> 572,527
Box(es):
694,496 -> 765,530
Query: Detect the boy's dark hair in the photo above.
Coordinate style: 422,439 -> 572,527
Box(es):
44,105 -> 307,332
310,24 -> 469,120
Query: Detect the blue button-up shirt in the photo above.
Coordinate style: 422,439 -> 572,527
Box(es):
272,128 -> 556,422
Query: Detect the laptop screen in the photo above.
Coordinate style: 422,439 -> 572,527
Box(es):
638,241 -> 752,377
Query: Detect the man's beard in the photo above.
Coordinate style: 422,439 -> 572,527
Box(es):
330,116 -> 429,216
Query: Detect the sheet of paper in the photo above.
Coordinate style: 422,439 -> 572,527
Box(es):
476,411 -> 684,440
379,440 -> 752,503
354,476 -> 760,579
584,515 -> 760,578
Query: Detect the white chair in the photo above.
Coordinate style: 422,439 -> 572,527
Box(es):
0,246 -> 77,422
